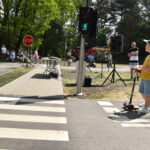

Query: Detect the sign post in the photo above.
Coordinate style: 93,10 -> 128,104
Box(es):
23,35 -> 34,58
76,0 -> 89,95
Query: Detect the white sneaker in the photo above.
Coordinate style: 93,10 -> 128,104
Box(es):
137,106 -> 149,114
138,103 -> 144,107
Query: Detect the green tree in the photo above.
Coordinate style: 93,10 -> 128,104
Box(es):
0,0 -> 59,51
39,0 -> 80,57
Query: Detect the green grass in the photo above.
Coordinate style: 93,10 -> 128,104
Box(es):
61,69 -> 143,101
0,67 -> 33,87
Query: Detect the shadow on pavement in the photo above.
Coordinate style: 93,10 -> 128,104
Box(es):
15,95 -> 65,105
31,74 -> 50,79
108,111 -> 146,122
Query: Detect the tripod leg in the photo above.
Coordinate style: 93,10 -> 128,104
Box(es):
115,70 -> 127,86
101,70 -> 113,86
111,70 -> 115,83
87,66 -> 92,73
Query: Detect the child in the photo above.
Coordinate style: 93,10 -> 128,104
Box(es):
135,41 -> 150,113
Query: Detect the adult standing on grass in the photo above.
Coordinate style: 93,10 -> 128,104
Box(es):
128,41 -> 139,79
135,41 -> 150,113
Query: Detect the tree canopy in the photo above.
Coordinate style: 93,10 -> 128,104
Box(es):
0,0 -> 149,60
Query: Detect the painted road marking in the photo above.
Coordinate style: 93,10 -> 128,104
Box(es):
0,114 -> 67,124
0,97 -> 65,104
0,97 -> 20,101
102,107 -> 120,113
0,104 -> 65,113
121,123 -> 150,128
123,119 -> 150,123
97,101 -> 114,106
0,127 -> 69,141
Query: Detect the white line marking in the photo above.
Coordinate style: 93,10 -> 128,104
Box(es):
0,128 -> 69,141
0,114 -> 67,124
103,107 -> 120,113
121,123 -> 150,128
0,97 -> 20,101
0,104 -> 66,113
123,119 -> 150,123
0,149 -> 12,150
0,97 -> 65,104
97,101 -> 114,106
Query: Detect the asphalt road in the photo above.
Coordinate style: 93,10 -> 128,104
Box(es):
0,62 -> 22,75
0,97 -> 150,150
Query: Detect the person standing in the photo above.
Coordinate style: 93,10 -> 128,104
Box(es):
34,49 -> 39,64
135,41 -> 150,113
1,44 -> 7,61
9,49 -> 16,62
66,49 -> 72,66
128,41 -> 139,79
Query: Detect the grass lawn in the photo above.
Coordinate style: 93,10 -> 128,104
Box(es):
61,69 -> 143,101
0,67 -> 33,87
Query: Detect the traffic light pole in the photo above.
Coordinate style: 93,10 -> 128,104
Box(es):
76,0 -> 89,95
76,34 -> 85,95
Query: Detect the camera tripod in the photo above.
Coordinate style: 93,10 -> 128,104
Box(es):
86,65 -> 92,73
101,63 -> 126,86
94,61 -> 106,80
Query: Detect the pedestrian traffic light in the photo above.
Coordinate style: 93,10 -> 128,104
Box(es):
79,7 -> 97,35
79,7 -> 89,34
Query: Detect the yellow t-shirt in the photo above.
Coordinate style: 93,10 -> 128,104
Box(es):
140,55 -> 150,80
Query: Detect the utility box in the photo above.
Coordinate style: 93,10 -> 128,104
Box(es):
84,76 -> 92,87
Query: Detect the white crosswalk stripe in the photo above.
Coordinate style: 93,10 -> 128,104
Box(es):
0,97 -> 69,143
121,118 -> 150,128
0,104 -> 66,112
0,96 -> 65,104
0,114 -> 67,124
121,123 -> 150,128
97,101 -> 114,106
97,100 -> 150,128
97,101 -> 120,113
0,127 -> 69,141
102,107 -> 120,113
0,149 -> 12,150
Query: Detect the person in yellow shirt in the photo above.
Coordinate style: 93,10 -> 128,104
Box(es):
135,41 -> 150,113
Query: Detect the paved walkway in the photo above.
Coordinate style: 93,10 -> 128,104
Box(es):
0,62 -> 22,75
0,65 -> 64,99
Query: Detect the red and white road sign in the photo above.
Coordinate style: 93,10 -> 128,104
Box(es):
23,35 -> 34,46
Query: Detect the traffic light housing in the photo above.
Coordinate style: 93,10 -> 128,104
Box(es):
79,7 -> 97,35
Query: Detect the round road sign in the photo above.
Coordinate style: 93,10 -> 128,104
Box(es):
23,35 -> 34,46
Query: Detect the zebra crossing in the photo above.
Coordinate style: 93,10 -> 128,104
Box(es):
98,100 -> 150,128
0,96 -> 69,144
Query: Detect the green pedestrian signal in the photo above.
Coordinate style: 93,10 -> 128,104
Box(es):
79,7 -> 97,35
82,23 -> 88,31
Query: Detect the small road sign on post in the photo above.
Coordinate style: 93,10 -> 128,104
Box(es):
23,35 -> 34,46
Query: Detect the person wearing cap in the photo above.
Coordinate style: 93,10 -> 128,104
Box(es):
135,41 -> 150,113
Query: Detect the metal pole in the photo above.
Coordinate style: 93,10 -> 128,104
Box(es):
76,0 -> 89,95
64,31 -> 67,66
76,35 -> 85,95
